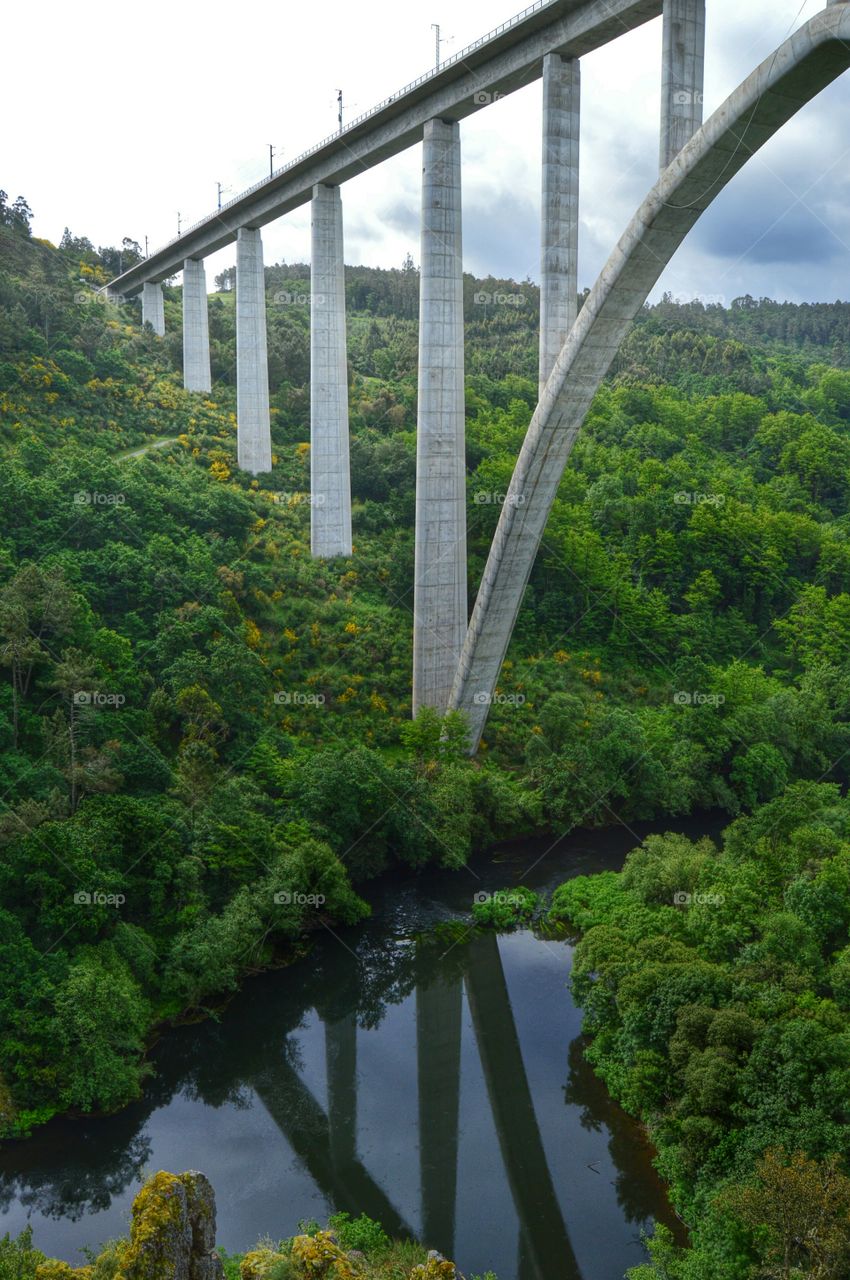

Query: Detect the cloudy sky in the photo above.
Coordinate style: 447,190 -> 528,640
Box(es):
5,0 -> 850,303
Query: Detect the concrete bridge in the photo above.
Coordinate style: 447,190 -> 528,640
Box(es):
107,0 -> 850,750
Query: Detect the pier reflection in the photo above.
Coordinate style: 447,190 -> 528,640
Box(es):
0,914 -> 674,1278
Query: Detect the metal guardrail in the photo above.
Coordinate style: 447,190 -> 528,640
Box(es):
150,0 -> 554,256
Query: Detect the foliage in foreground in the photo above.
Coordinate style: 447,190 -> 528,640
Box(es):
549,783 -> 850,1279
0,1168 -> 466,1280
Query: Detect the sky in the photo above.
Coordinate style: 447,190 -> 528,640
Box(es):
5,0 -> 850,303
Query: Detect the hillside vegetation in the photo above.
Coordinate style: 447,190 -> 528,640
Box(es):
551,783 -> 850,1279
1,194 -> 849,1176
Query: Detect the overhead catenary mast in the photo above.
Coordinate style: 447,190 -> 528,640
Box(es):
432,23 -> 441,68
431,24 -> 452,68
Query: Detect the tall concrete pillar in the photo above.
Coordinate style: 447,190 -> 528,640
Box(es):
659,0 -> 706,170
182,258 -> 211,393
141,281 -> 165,336
540,54 -> 580,394
311,185 -> 352,557
236,226 -> 272,475
413,119 -> 467,715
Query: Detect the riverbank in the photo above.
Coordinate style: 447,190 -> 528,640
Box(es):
549,782 -> 850,1279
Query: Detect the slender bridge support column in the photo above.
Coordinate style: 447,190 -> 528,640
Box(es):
540,54 -> 580,394
660,0 -> 706,170
141,281 -> 165,336
413,119 -> 467,715
183,258 -> 211,393
311,184 -> 352,557
236,226 -> 272,475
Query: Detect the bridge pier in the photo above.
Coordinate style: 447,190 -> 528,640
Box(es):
236,226 -> 272,475
660,0 -> 706,169
311,184 -> 352,557
413,118 -> 467,715
141,281 -> 165,336
540,54 -> 580,393
183,258 -> 211,393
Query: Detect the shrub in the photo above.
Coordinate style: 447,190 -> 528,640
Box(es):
471,886 -> 539,929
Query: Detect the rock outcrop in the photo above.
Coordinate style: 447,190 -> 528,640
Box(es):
35,1170 -> 224,1280
118,1170 -> 224,1280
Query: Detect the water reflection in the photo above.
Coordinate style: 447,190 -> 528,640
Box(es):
0,824 -> 704,1277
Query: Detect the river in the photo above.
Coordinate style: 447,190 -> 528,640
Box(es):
0,815 -> 724,1278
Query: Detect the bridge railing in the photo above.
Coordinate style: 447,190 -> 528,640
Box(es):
151,0 -> 553,257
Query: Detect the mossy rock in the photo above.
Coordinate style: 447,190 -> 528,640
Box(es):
240,1249 -> 289,1279
410,1252 -> 458,1280
290,1231 -> 363,1280
116,1169 -> 223,1280
180,1169 -> 221,1274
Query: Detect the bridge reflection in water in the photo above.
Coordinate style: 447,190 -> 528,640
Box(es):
253,932 -> 578,1279
0,886 -> 679,1278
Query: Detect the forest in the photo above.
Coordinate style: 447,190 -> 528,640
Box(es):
2,187 -> 850,1277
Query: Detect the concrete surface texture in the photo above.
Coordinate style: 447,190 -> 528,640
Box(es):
310,184 -> 352,558
141,281 -> 165,336
413,118 -> 467,715
236,227 -> 272,476
660,0 -> 706,169
539,52 -> 580,393
182,258 -> 212,393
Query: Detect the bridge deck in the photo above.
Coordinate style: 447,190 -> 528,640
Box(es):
108,0 -> 661,296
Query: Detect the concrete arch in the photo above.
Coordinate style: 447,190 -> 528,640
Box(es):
450,5 -> 850,751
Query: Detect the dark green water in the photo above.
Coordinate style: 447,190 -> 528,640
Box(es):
0,818 -> 720,1278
